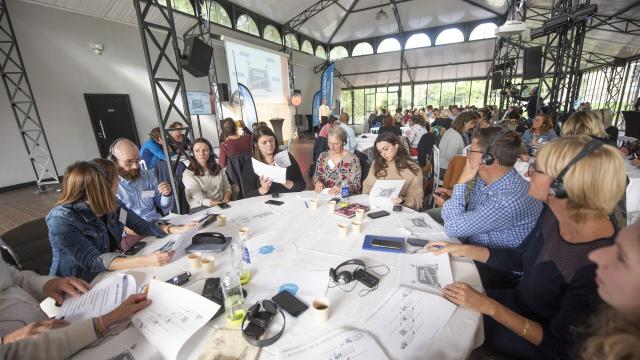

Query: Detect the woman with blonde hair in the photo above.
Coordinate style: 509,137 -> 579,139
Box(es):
426,135 -> 626,359
561,111 -> 614,145
47,159 -> 194,282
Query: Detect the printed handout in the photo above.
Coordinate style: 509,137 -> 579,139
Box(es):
252,158 -> 287,184
274,151 -> 291,168
399,253 -> 454,293
369,180 -> 405,210
400,214 -> 448,239
72,327 -> 162,360
245,237 -> 299,266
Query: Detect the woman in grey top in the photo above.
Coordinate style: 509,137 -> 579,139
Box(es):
438,111 -> 479,178
182,138 -> 232,209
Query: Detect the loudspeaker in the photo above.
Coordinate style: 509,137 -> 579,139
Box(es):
491,71 -> 503,90
217,83 -> 230,102
523,46 -> 543,80
182,36 -> 213,78
613,57 -> 626,67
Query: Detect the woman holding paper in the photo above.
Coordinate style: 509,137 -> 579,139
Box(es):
312,126 -> 362,195
426,136 -> 625,359
362,132 -> 424,210
244,126 -> 306,197
183,138 -> 232,209
47,159 -> 195,283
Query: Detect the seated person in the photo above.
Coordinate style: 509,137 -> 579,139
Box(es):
167,121 -> 191,155
438,111 -> 478,179
431,109 -> 452,129
362,133 -> 424,210
139,127 -> 165,170
0,256 -> 149,359
318,115 -> 336,138
377,115 -> 402,137
561,110 -> 616,146
245,126 -> 306,197
183,138 -> 232,209
407,115 -> 429,149
428,135 -> 626,359
46,159 -> 193,282
313,126 -> 362,196
112,139 -> 173,221
218,118 -> 252,168
336,113 -> 357,154
521,113 -> 558,148
435,127 -> 542,248
582,220 -> 640,359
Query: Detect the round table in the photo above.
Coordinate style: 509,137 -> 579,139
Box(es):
79,192 -> 484,359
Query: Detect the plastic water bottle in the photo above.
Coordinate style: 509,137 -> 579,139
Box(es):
230,238 -> 251,285
221,271 -> 246,327
340,181 -> 350,206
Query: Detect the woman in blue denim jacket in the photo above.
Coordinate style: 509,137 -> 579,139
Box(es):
46,159 -> 194,282
521,113 -> 558,148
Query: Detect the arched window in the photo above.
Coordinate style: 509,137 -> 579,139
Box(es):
352,42 -> 374,56
316,45 -> 327,59
405,33 -> 431,49
377,38 -> 401,53
204,1 -> 231,28
263,25 -> 281,44
469,23 -> 497,40
330,46 -> 348,60
284,34 -> 300,50
236,14 -> 260,37
435,28 -> 465,45
170,0 -> 194,15
301,40 -> 314,55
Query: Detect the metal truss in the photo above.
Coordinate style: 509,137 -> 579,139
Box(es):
604,64 -> 626,123
589,15 -> 640,35
0,0 -> 59,190
133,0 -> 193,214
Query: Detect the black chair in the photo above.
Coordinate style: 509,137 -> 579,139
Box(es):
225,153 -> 256,200
0,218 -> 52,275
622,111 -> 640,139
353,150 -> 370,189
155,160 -> 189,215
308,136 -> 329,177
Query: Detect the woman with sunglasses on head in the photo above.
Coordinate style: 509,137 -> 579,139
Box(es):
426,135 -> 626,359
46,159 -> 195,283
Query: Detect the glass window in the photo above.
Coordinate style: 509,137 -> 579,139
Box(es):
170,0 -> 195,15
427,82 -> 442,107
469,23 -> 497,41
400,85 -> 412,110
236,14 -> 260,37
316,45 -> 327,59
413,84 -> 427,109
301,40 -> 314,54
263,25 -> 281,44
330,46 -> 349,61
455,80 -> 471,107
341,91 -> 353,118
377,38 -> 401,53
440,81 -> 456,106
470,80 -> 487,107
203,2 -> 232,27
388,92 -> 399,114
353,89 -> 366,128
435,28 -> 464,45
284,33 -> 300,50
352,42 -> 374,56
405,33 -> 431,49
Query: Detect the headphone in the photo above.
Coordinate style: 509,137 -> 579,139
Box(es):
86,160 -> 107,178
241,299 -> 286,347
482,128 -> 511,165
329,259 -> 365,284
549,139 -> 604,199
108,138 -> 128,162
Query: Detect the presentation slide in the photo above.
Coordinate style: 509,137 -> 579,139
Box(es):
186,91 -> 213,115
224,38 -> 289,103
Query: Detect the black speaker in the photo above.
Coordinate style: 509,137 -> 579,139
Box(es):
217,83 -> 229,102
523,46 -> 543,80
491,71 -> 503,90
613,57 -> 626,67
182,36 -> 213,78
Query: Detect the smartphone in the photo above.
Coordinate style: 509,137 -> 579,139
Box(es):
124,241 -> 147,255
367,210 -> 390,219
265,199 -> 284,206
371,238 -> 403,250
201,278 -> 225,319
407,238 -> 429,247
354,269 -> 380,288
199,214 -> 218,229
218,202 -> 231,209
166,271 -> 191,286
271,290 -> 308,317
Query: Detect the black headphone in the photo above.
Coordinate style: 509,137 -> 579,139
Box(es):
241,299 -> 286,347
329,259 -> 365,284
549,139 -> 604,199
482,128 -> 511,165
108,138 -> 128,162
86,160 -> 107,178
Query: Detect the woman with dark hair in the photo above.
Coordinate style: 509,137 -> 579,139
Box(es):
438,111 -> 478,178
139,127 -> 166,169
183,138 -> 232,209
377,114 -> 402,137
362,133 -> 424,210
244,126 -> 306,197
407,115 -> 429,148
478,107 -> 493,129
167,121 -> 192,154
218,118 -> 252,167
522,113 -> 558,147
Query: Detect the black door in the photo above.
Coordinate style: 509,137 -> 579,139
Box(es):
84,94 -> 140,158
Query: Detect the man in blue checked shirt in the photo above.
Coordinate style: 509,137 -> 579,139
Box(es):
434,127 -> 542,248
112,139 -> 173,221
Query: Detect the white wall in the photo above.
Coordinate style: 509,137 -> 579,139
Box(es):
0,0 -> 321,187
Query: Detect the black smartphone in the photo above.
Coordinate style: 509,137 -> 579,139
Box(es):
265,199 -> 284,206
367,210 -> 390,219
124,241 -> 147,255
392,205 -> 403,212
407,238 -> 429,247
202,278 -> 225,319
371,238 -> 403,250
354,269 -> 380,288
271,290 -> 308,317
218,202 -> 231,209
166,271 -> 191,286
199,214 -> 218,229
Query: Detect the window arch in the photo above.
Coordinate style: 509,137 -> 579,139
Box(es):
170,0 -> 194,15
263,25 -> 281,44
205,1 -> 231,28
435,28 -> 464,45
284,34 -> 300,50
405,33 -> 431,49
329,46 -> 349,60
316,45 -> 327,59
301,40 -> 314,55
236,14 -> 260,36
352,42 -> 374,56
377,38 -> 401,53
469,23 -> 497,40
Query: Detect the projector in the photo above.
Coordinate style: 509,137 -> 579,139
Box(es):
495,20 -> 528,37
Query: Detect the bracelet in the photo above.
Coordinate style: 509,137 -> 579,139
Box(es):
521,318 -> 529,337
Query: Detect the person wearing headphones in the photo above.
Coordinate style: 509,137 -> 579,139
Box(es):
434,127 -> 542,248
312,126 -> 362,195
427,135 -> 625,359
139,127 -> 166,170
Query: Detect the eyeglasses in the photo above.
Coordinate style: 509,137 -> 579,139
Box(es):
527,161 -> 545,176
120,157 -> 141,167
465,148 -> 484,156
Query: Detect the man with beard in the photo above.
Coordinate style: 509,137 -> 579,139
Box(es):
111,138 -> 173,221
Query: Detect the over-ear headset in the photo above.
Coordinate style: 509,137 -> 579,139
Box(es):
241,299 -> 286,347
86,160 -> 107,178
108,138 -> 127,162
329,259 -> 365,284
549,139 -> 603,199
482,128 -> 511,165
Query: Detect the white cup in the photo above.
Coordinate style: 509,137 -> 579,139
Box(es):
187,252 -> 202,269
327,200 -> 337,213
217,214 -> 226,226
354,209 -> 365,221
351,220 -> 362,234
338,223 -> 349,237
201,256 -> 215,273
312,297 -> 330,323
309,199 -> 318,209
238,227 -> 250,241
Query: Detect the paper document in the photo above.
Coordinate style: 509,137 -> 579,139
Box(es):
274,151 -> 291,168
252,158 -> 287,184
72,327 -> 162,360
245,237 -> 298,266
247,269 -> 327,305
273,328 -> 389,360
59,273 -> 136,323
132,279 -> 220,360
361,286 -> 456,360
369,180 -> 405,210
400,214 -> 448,239
296,190 -> 332,201
399,253 -> 454,293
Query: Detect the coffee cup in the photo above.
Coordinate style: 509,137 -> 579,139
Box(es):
201,256 -> 215,273
217,214 -> 226,226
354,209 -> 365,221
309,199 -> 318,209
238,227 -> 250,241
351,220 -> 362,234
187,252 -> 202,269
312,297 -> 330,323
338,223 -> 349,237
327,200 -> 337,213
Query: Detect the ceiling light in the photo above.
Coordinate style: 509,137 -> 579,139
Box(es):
376,8 -> 388,20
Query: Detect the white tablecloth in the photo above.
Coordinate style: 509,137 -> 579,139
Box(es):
355,133 -> 377,152
625,159 -> 640,222
78,192 -> 484,359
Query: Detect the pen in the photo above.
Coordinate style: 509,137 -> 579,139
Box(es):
304,201 -> 308,208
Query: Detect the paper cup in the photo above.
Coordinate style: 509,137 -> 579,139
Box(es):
309,199 -> 318,209
327,200 -> 337,213
338,223 -> 349,237
312,297 -> 330,323
354,209 -> 365,221
351,220 -> 362,234
217,214 -> 226,226
187,252 -> 202,269
238,227 -> 250,241
201,256 -> 215,273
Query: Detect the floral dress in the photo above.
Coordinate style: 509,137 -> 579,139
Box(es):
312,151 -> 362,194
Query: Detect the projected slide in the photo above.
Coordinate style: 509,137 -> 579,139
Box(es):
225,39 -> 288,103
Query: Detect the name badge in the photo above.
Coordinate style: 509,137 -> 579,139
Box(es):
119,208 -> 128,224
141,190 -> 155,198
328,159 -> 336,169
